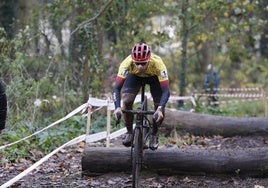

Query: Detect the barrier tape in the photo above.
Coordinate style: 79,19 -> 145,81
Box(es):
0,103 -> 88,150
86,93 -> 196,110
0,127 -> 128,188
204,87 -> 261,91
0,101 -> 107,187
199,93 -> 265,98
0,134 -> 86,188
81,105 -> 104,117
208,98 -> 264,105
140,93 -> 194,104
168,95 -> 196,107
85,127 -> 127,143
0,126 -> 126,188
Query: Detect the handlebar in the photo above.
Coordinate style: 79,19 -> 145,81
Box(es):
122,109 -> 154,115
123,109 -> 159,122
116,109 -> 158,125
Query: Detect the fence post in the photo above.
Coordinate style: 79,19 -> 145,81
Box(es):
86,106 -> 91,136
106,98 -> 111,147
261,87 -> 267,117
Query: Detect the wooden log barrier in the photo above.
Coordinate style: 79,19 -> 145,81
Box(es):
82,147 -> 268,177
162,109 -> 268,136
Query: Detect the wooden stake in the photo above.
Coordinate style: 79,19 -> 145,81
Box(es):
262,87 -> 267,117
106,106 -> 111,147
86,105 -> 91,135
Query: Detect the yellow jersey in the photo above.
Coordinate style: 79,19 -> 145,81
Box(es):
117,53 -> 169,82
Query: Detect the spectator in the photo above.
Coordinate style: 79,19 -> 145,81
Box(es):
203,64 -> 220,106
0,79 -> 7,134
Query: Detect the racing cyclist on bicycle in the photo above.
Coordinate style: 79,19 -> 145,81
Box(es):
113,42 -> 170,150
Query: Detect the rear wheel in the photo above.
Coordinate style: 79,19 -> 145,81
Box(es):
132,128 -> 142,188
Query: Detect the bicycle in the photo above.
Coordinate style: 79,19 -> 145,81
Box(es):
117,83 -> 156,188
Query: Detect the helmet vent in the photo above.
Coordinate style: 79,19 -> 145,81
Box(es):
131,43 -> 151,61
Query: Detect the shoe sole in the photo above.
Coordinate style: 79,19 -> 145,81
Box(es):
149,145 -> 158,150
123,142 -> 132,147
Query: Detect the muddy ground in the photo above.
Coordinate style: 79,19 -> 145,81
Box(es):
1,134 -> 268,188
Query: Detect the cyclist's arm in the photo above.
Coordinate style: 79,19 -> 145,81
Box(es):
113,76 -> 125,108
113,58 -> 131,108
152,55 -> 170,108
159,80 -> 170,108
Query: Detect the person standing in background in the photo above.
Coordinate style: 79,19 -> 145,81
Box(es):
0,79 -> 7,134
203,64 -> 220,106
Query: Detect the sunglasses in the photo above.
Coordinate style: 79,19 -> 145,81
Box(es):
134,61 -> 148,66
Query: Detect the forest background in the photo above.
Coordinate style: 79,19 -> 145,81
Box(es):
0,0 -> 268,160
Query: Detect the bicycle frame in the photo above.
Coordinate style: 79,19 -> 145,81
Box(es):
122,83 -> 154,188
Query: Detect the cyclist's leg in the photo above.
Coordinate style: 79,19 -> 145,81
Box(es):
122,93 -> 135,132
147,76 -> 162,150
122,74 -> 142,146
147,76 -> 165,131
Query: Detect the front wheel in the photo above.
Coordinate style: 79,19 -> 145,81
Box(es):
132,128 -> 143,188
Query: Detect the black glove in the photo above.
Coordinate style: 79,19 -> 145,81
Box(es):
153,106 -> 164,123
114,107 -> 122,125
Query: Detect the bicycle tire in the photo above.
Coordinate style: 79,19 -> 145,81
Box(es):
142,96 -> 150,146
132,127 -> 142,188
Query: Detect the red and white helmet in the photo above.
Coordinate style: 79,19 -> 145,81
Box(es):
131,43 -> 151,61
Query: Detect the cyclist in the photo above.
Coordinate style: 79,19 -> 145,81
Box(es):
113,42 -> 170,150
0,79 -> 7,134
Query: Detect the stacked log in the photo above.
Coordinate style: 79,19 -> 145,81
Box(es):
162,109 -> 268,136
82,147 -> 268,177
82,110 -> 268,177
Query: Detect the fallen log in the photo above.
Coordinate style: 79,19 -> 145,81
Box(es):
162,109 -> 268,136
82,147 -> 268,177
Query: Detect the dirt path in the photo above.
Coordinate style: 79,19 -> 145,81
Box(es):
1,135 -> 268,187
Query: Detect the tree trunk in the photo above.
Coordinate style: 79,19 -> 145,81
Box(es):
178,0 -> 188,107
82,147 -> 268,177
161,109 -> 268,136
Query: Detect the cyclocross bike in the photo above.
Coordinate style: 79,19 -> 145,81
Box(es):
121,83 -> 156,188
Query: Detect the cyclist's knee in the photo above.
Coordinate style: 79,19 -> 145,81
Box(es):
122,93 -> 136,108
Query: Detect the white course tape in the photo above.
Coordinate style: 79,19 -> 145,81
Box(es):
169,95 -> 196,106
85,131 -> 106,143
0,134 -> 86,188
87,93 -> 196,111
210,97 -> 264,105
211,87 -> 261,91
86,94 -> 150,111
0,126 -> 129,188
110,127 -> 127,139
199,93 -> 264,98
0,103 -> 88,150
85,127 -> 127,143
